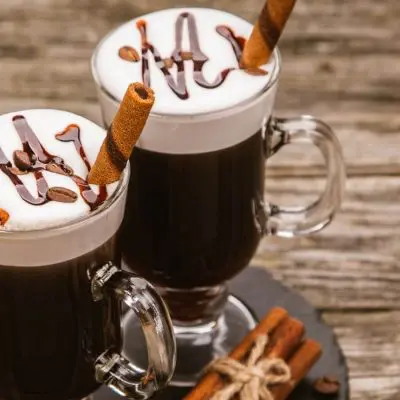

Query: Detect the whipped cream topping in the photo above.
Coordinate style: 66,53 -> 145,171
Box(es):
93,8 -> 276,116
0,109 -> 120,231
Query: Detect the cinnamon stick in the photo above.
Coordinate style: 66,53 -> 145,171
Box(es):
271,339 -> 322,400
241,0 -> 297,68
0,208 -> 9,225
88,83 -> 154,185
264,316 -> 305,360
184,307 -> 288,400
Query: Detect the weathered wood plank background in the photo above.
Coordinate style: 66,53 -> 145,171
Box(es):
1,0 -> 399,399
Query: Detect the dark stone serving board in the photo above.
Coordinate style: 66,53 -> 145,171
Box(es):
94,267 -> 349,400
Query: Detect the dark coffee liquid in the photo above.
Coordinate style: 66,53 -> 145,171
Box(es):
0,235 -> 122,400
122,131 -> 265,295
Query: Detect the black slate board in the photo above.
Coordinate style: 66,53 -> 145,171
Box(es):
94,267 -> 349,400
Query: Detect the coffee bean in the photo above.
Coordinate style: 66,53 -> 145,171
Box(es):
46,162 -> 73,176
8,167 -> 28,175
163,58 -> 174,69
47,187 -> 78,203
313,375 -> 340,395
180,51 -> 193,60
245,67 -> 268,76
118,46 -> 140,62
61,164 -> 74,176
0,208 -> 9,225
13,150 -> 32,171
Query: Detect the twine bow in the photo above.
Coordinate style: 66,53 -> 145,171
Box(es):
208,335 -> 291,400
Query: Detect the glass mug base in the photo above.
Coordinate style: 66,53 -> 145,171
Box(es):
122,295 -> 257,387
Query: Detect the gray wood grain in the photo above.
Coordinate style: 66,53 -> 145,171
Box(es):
0,0 -> 399,398
256,176 -> 400,308
325,311 -> 400,400
1,0 -> 399,173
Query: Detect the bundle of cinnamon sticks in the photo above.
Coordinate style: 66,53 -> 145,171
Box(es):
184,307 -> 322,400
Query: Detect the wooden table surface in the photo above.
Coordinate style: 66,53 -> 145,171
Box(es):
2,0 -> 399,399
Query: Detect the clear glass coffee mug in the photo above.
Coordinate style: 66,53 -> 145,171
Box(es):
0,167 -> 176,400
92,46 -> 345,385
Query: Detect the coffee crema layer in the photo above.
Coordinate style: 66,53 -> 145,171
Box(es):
0,109 -> 120,231
94,8 -> 276,116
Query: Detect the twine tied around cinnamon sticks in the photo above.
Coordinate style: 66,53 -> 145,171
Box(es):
184,308 -> 323,400
207,335 -> 291,400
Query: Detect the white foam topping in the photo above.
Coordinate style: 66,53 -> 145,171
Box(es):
93,8 -> 280,154
94,8 -> 276,116
0,109 -> 120,231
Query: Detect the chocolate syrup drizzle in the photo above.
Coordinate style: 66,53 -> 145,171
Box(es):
121,12 -> 263,100
56,124 -> 107,210
0,116 -> 107,210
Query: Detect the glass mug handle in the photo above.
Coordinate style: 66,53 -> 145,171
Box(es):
258,115 -> 346,237
91,262 -> 176,399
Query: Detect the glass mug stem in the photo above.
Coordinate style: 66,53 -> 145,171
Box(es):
91,263 -> 176,398
156,284 -> 229,327
256,115 -> 346,237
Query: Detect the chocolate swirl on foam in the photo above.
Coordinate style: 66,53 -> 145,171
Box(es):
119,12 -> 267,100
0,115 -> 107,210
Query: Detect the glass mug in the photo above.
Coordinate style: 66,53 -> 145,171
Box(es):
0,167 -> 176,400
92,42 -> 345,384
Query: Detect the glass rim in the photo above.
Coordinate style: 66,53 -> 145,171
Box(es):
90,20 -> 282,120
0,164 -> 130,237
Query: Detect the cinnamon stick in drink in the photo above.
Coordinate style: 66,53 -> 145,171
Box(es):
0,208 -> 9,225
183,307 -> 288,400
241,0 -> 297,69
88,82 -> 154,185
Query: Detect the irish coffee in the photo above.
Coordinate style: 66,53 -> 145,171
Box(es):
92,6 -> 345,384
92,8 -> 277,322
0,236 -> 121,400
0,109 -> 175,399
